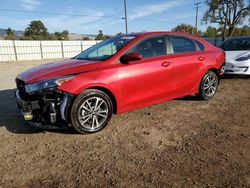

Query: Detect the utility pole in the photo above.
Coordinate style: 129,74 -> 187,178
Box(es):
123,0 -> 128,34
194,2 -> 202,31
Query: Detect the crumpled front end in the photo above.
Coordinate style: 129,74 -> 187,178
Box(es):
15,78 -> 73,129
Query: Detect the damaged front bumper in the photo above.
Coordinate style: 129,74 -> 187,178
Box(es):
15,89 -> 73,130
224,62 -> 250,75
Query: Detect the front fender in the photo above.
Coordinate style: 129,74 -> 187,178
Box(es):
57,70 -> 121,112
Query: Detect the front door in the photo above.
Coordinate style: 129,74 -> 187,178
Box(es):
118,35 -> 174,111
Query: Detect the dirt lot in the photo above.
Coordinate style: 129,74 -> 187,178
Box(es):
0,60 -> 249,188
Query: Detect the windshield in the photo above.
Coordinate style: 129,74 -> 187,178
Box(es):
74,35 -> 137,61
220,37 -> 250,51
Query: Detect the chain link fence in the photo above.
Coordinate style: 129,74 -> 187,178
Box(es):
203,37 -> 223,47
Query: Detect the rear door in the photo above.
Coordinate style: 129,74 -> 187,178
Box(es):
118,35 -> 174,111
168,35 -> 206,97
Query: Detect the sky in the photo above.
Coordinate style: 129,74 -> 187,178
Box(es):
0,0 -> 242,35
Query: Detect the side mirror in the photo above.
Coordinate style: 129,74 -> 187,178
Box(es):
120,52 -> 142,64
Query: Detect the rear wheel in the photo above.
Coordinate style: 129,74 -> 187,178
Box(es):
70,89 -> 113,133
197,70 -> 219,100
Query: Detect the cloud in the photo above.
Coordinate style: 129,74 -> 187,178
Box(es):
107,0 -> 186,26
21,0 -> 42,10
129,0 -> 184,20
1,7 -> 105,34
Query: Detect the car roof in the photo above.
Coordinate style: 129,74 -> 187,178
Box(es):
125,31 -> 197,38
123,31 -> 206,43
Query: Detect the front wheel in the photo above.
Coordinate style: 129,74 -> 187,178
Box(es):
70,89 -> 113,134
197,70 -> 219,100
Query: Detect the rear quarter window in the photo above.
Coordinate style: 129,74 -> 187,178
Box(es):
196,41 -> 205,51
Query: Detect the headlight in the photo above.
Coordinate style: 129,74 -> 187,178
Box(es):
235,53 -> 250,61
25,75 -> 74,93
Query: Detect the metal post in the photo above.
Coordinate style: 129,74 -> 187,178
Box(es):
124,0 -> 128,34
40,41 -> 43,59
81,41 -> 83,52
13,40 -> 18,61
61,41 -> 64,58
194,2 -> 201,31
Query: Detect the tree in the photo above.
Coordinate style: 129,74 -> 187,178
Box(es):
54,30 -> 69,40
82,36 -> 91,40
172,23 -> 194,33
233,25 -> 250,36
203,0 -> 250,39
24,20 -> 49,40
4,27 -> 16,40
239,25 -> 250,35
95,30 -> 105,40
171,23 -> 202,36
204,26 -> 218,37
104,35 -> 112,39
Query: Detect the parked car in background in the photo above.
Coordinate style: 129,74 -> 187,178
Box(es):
15,32 -> 225,134
220,36 -> 250,75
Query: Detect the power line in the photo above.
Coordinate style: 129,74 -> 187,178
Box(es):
0,8 -> 118,18
0,7 -> 185,26
131,18 -> 180,24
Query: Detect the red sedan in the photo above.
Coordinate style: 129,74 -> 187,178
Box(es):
15,32 -> 225,133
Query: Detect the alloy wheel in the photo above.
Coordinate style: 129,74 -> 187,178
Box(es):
203,73 -> 218,97
78,97 -> 109,130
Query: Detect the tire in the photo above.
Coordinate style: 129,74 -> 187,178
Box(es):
197,70 -> 219,100
70,89 -> 113,134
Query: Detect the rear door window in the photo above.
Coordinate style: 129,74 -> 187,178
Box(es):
170,36 -> 197,54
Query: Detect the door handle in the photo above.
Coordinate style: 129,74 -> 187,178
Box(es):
161,61 -> 172,67
198,56 -> 205,61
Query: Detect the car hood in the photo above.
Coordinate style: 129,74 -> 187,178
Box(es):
225,50 -> 250,62
18,59 -> 100,84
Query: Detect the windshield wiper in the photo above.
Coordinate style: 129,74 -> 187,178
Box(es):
75,57 -> 92,60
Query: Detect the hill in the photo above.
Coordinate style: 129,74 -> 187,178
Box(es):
0,28 -> 96,40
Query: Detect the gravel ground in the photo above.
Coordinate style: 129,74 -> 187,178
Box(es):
0,60 -> 249,187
